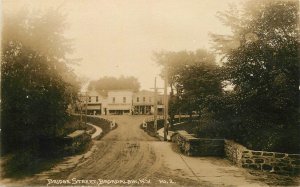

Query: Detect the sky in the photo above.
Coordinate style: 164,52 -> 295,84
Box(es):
2,0 -> 241,90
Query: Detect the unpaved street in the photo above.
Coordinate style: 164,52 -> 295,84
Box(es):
54,115 -> 200,186
45,115 -> 271,186
1,114 -> 299,186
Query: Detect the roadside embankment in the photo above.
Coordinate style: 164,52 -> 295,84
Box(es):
85,115 -> 117,139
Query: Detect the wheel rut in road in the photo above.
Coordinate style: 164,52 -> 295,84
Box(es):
46,115 -> 272,186
58,115 -> 201,186
3,115 -> 294,186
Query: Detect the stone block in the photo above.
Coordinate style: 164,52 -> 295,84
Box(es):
275,162 -> 288,167
245,159 -> 253,164
275,153 -> 286,158
262,164 -> 272,171
255,159 -> 264,164
242,153 -> 251,158
252,151 -> 262,156
276,158 -> 290,164
249,164 -> 261,170
262,152 -> 274,157
252,156 -> 260,159
264,158 -> 276,163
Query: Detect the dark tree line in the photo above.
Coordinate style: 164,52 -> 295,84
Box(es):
1,7 -> 80,167
88,75 -> 140,95
212,0 -> 299,153
156,0 -> 299,153
153,50 -> 222,126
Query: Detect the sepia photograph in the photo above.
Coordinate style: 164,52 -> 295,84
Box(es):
0,0 -> 299,186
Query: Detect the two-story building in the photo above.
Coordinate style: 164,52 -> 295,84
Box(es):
78,89 -> 166,115
77,90 -> 105,115
132,90 -> 154,114
132,90 -> 166,115
106,90 -> 133,115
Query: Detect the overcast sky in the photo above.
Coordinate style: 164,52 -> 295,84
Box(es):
3,0 -> 241,90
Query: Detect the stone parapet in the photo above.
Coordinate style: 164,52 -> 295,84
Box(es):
171,131 -> 224,156
171,131 -> 300,175
225,140 -> 300,175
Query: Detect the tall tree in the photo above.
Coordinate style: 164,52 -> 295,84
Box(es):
211,0 -> 299,152
153,49 -> 222,124
1,8 -> 79,155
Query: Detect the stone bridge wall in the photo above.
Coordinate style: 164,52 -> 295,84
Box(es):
171,131 -> 300,175
225,140 -> 300,175
171,131 -> 224,156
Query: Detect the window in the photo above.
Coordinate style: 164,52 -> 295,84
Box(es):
137,97 -> 139,102
143,97 -> 146,102
158,98 -> 162,105
149,97 -> 152,102
123,97 -> 126,103
96,96 -> 98,102
88,97 -> 91,102
112,97 -> 115,103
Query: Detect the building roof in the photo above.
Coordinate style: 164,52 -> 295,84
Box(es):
107,89 -> 134,93
87,90 -> 101,96
135,90 -> 155,94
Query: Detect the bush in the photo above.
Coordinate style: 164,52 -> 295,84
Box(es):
195,116 -> 300,153
3,151 -> 34,177
209,0 -> 300,154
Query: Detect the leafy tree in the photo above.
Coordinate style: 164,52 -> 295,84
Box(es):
211,0 -> 299,152
176,63 -> 222,113
153,49 -> 222,125
88,75 -> 140,95
1,8 -> 79,156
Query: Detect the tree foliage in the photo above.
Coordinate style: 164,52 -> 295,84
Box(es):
1,8 -> 79,155
153,49 -> 222,124
88,76 -> 140,95
211,0 -> 299,152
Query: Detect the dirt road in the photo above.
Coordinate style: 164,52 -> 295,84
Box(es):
4,115 -> 298,186
44,115 -> 274,187
52,115 -> 200,186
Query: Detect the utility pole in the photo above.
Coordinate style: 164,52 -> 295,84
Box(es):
153,77 -> 158,133
80,93 -> 83,125
150,77 -> 163,135
85,92 -> 88,125
164,62 -> 169,141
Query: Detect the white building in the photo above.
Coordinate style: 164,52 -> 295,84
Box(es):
78,89 -> 166,115
106,90 -> 133,115
132,90 -> 154,114
78,90 -> 104,115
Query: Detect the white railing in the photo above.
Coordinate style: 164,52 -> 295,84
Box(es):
145,115 -> 164,122
145,114 -> 192,123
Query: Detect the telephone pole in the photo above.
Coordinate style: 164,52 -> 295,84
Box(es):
151,77 -> 163,135
79,92 -> 83,125
85,92 -> 88,125
153,77 -> 158,133
163,64 -> 169,141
